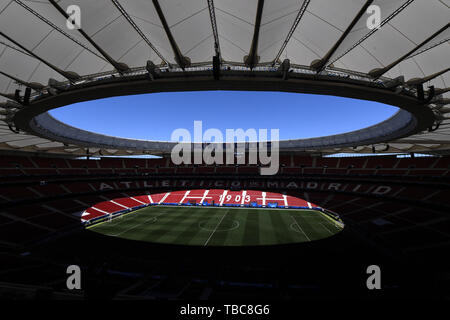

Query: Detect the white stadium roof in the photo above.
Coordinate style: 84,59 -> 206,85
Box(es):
0,0 -> 449,156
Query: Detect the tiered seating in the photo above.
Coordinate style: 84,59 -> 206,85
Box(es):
281,167 -> 300,174
32,157 -> 68,169
0,215 -> 13,225
32,184 -> 67,196
433,157 -> 450,169
181,189 -> 207,204
303,167 -> 324,174
115,168 -> 136,175
396,186 -> 436,200
0,168 -> 23,176
215,166 -> 236,174
0,222 -> 50,244
28,213 -> 77,229
408,169 -> 447,176
292,156 -> 313,167
381,226 -> 448,248
315,157 -> 339,168
92,201 -> 127,213
207,189 -> 226,204
196,167 -> 215,174
158,168 -> 176,174
0,155 -> 35,168
163,191 -> 186,204
139,168 -> 157,174
62,182 -> 92,194
1,154 -> 449,180
114,197 -> 145,208
279,155 -> 292,167
44,199 -> 86,213
395,208 -> 442,224
365,156 -> 399,169
337,157 -> 366,169
237,166 -> 259,174
1,153 -> 449,249
220,190 -> 244,205
146,193 -> 166,203
285,195 -> 310,207
99,158 -> 124,169
123,158 -> 147,168
81,207 -> 105,221
80,189 -> 322,222
23,168 -> 58,175
147,158 -> 168,167
66,159 -> 98,168
176,167 -> 196,174
58,168 -> 88,175
0,186 -> 38,202
2,205 -> 50,219
133,195 -> 152,204
87,168 -> 113,175
396,157 -> 438,169
426,190 -> 448,204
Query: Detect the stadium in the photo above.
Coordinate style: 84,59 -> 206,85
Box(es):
0,0 -> 449,304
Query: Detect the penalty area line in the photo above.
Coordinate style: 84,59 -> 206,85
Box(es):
109,210 -> 168,237
290,215 -> 310,241
320,222 -> 334,235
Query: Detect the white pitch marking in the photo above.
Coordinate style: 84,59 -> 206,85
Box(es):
111,213 -> 160,237
204,210 -> 229,246
320,222 -> 334,235
290,215 -> 310,241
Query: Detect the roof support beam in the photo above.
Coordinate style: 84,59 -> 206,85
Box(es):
0,92 -> 16,101
207,0 -> 221,58
406,34 -> 450,59
369,23 -> 450,79
434,87 -> 450,96
152,0 -> 190,69
1,87 -> 30,105
48,0 -> 129,74
212,54 -> 220,80
13,0 -> 106,62
272,0 -> 310,65
311,0 -> 374,72
110,0 -> 170,67
0,71 -> 45,91
244,0 -> 264,69
0,40 -> 34,59
406,68 -> 450,86
328,0 -> 415,66
0,31 -> 80,82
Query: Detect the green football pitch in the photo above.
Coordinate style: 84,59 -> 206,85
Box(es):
87,206 -> 344,246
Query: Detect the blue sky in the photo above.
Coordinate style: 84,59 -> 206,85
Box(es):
50,91 -> 398,141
